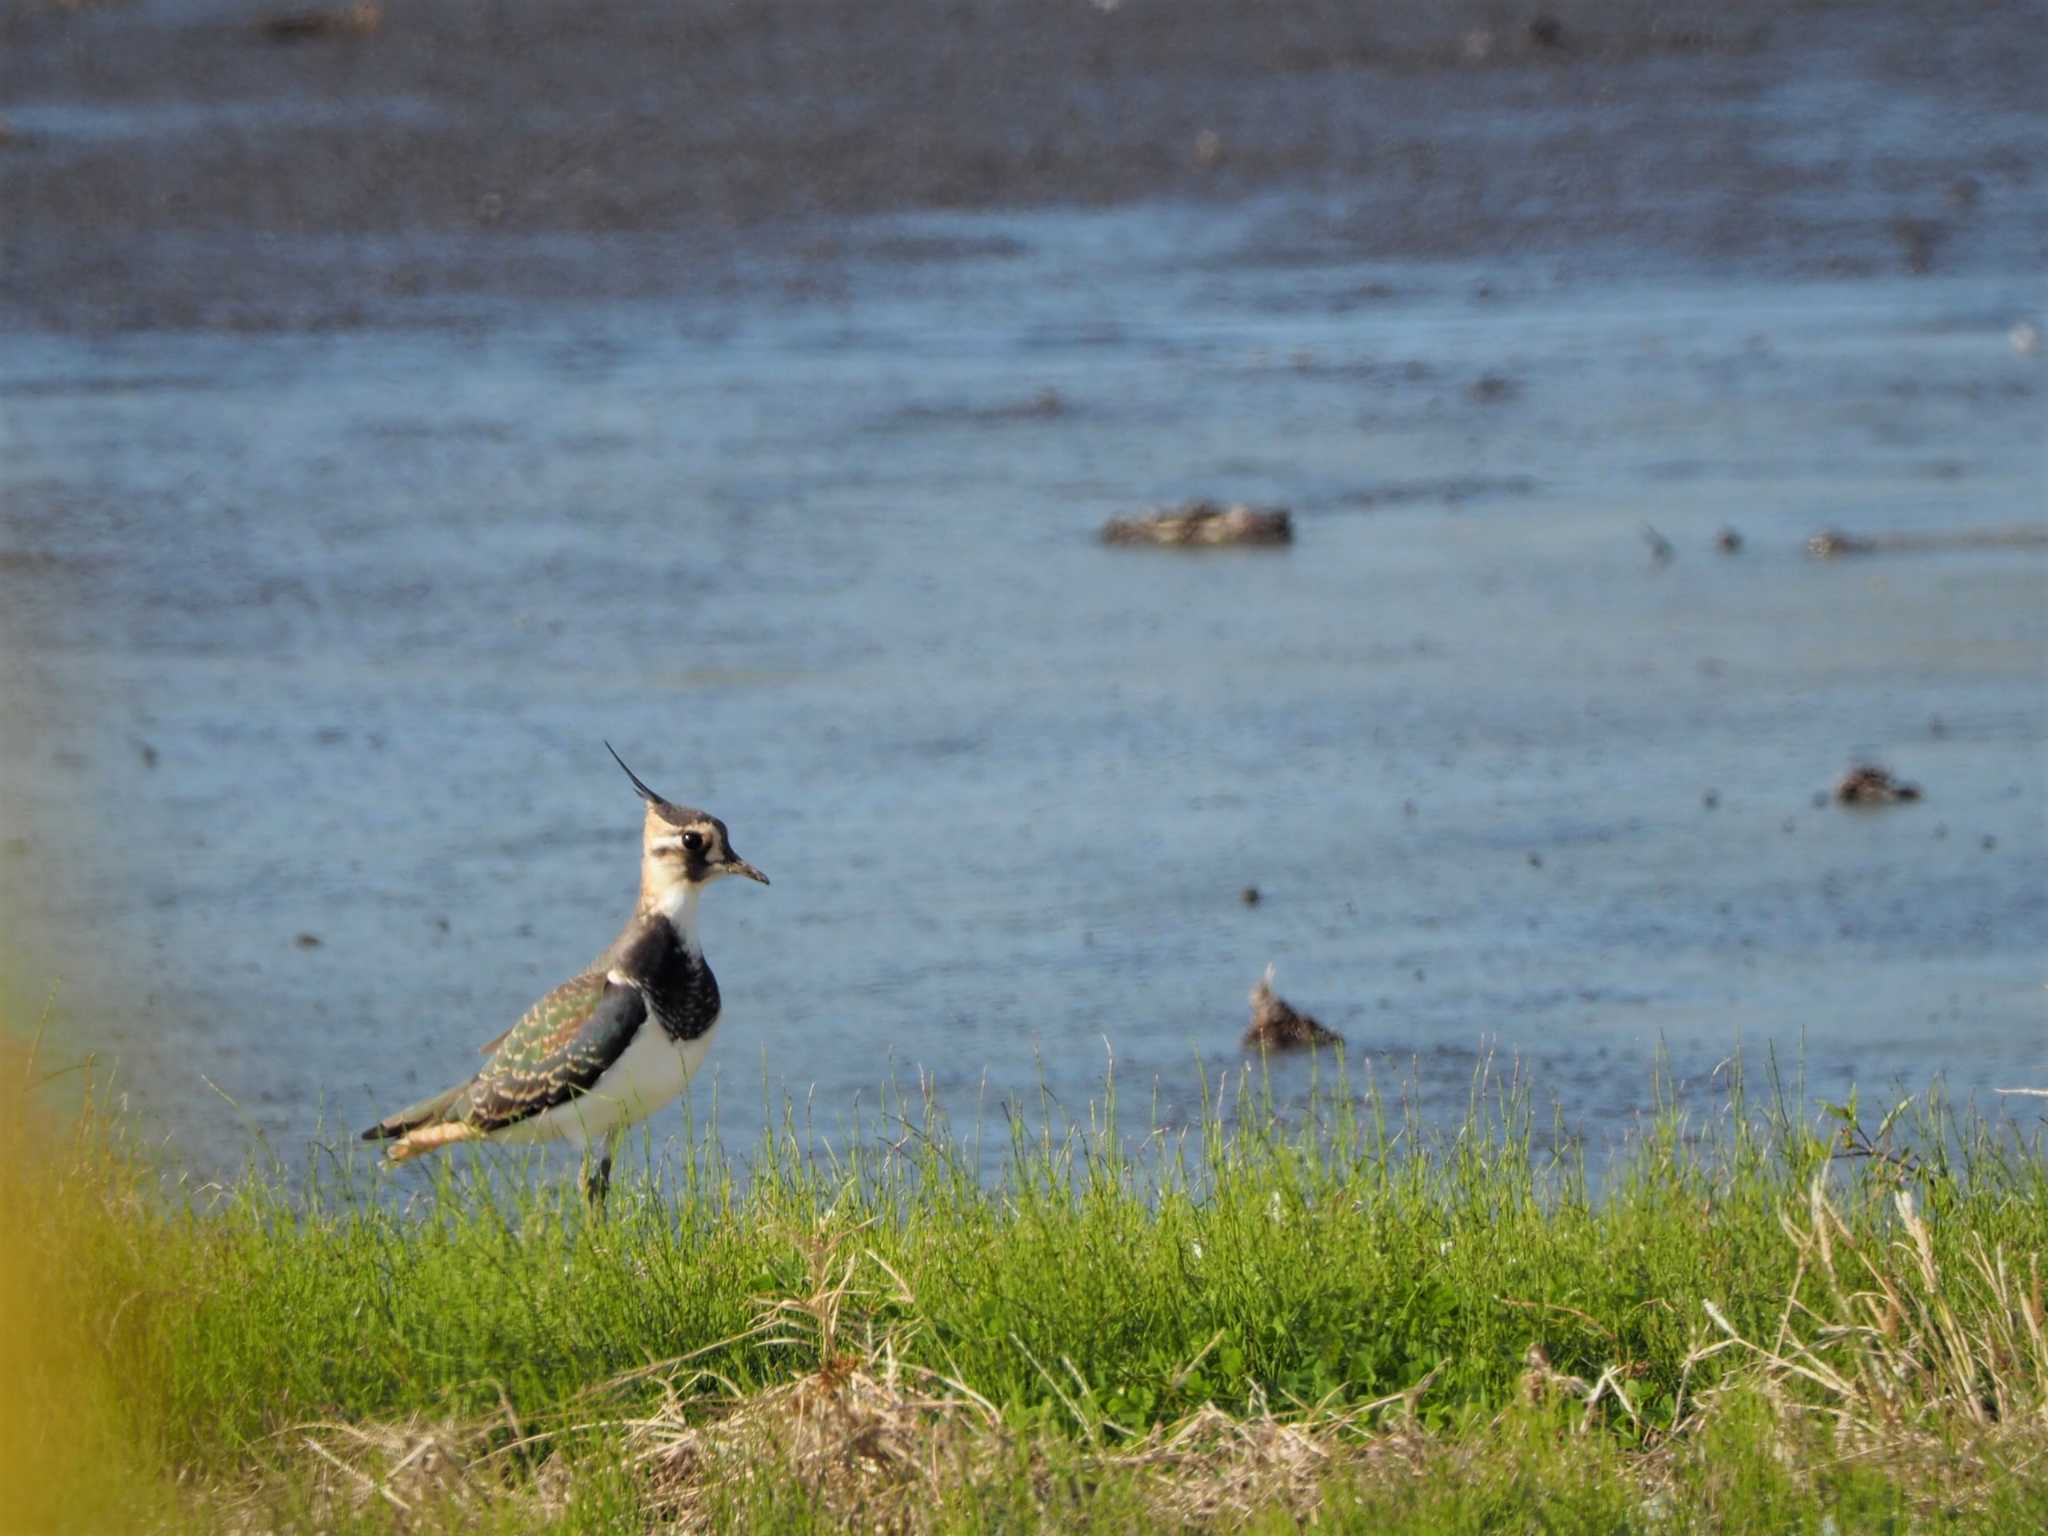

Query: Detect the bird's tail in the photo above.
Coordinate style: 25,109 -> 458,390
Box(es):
359,1084 -> 466,1146
382,1121 -> 480,1162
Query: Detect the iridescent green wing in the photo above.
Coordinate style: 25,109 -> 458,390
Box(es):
455,971 -> 648,1134
477,971 -> 602,1054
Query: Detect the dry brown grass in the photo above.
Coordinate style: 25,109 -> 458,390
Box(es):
618,1221 -> 1006,1531
595,1223 -> 1452,1531
616,1220 -> 1455,1532
1687,1178 -> 2048,1503
269,1417 -> 498,1530
1113,1402 -> 1438,1528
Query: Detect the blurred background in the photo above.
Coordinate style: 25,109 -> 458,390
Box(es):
2,0 -> 2043,1180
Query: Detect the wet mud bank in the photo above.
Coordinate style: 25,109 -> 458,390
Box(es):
3,0 -> 2044,331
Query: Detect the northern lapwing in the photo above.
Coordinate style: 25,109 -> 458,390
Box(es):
360,744 -> 768,1208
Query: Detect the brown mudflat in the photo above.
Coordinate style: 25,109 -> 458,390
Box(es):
3,0 -> 2040,331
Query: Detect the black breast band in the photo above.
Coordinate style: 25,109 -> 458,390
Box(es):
614,915 -> 722,1043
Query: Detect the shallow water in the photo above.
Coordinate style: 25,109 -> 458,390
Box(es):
4,197 -> 2042,1179
3,0 -> 2045,1181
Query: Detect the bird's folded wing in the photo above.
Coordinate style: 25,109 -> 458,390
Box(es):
457,972 -> 648,1134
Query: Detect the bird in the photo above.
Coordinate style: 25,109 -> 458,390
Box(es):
360,744 -> 768,1209
1242,964 -> 1343,1052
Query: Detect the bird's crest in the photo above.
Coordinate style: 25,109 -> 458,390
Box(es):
605,740 -> 667,807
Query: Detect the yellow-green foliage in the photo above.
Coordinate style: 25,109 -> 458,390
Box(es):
0,1039 -> 172,1532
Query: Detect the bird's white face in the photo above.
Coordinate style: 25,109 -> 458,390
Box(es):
639,804 -> 769,918
644,810 -> 768,888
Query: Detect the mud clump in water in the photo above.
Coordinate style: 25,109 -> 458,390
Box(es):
1809,525 -> 2048,559
1809,528 -> 1880,558
1100,502 -> 1293,548
1835,766 -> 1922,806
259,2 -> 382,43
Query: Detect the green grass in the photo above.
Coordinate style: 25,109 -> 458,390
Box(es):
9,1041 -> 2048,1532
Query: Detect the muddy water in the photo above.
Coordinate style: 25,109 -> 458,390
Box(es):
2,1 -> 2044,1180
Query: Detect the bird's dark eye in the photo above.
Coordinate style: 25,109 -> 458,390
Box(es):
681,830 -> 706,854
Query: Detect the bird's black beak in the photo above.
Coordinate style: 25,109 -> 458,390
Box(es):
724,851 -> 770,886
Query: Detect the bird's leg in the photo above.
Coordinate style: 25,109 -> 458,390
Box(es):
581,1150 -> 611,1213
581,1131 -> 619,1215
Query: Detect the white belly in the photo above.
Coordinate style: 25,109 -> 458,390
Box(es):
491,1018 -> 719,1149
